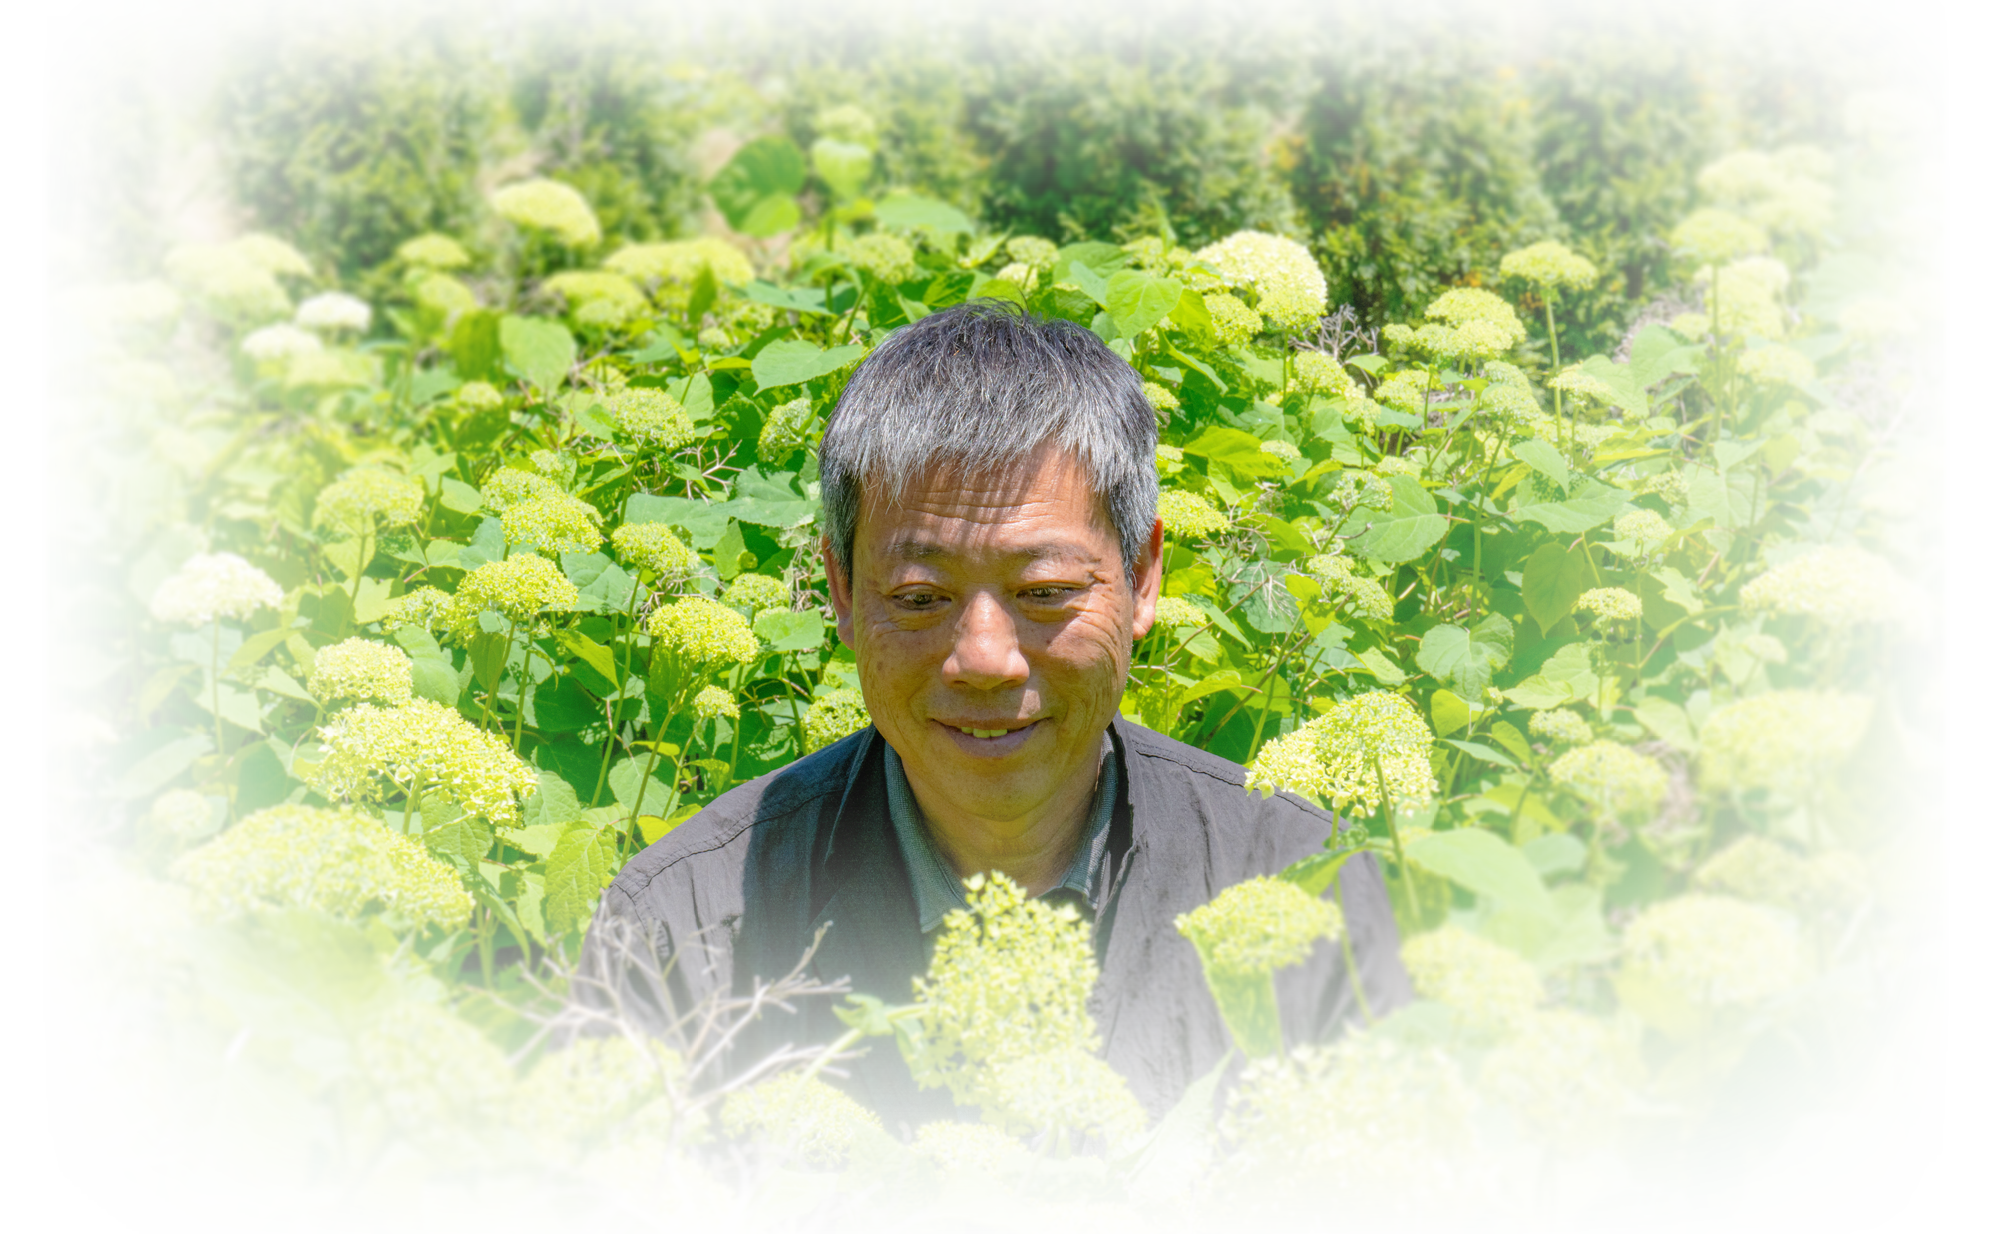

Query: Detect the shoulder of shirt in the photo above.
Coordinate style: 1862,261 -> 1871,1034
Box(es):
1116,717 -> 1332,828
607,727 -> 871,899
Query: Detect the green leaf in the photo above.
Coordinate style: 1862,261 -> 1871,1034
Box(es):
1650,566 -> 1703,614
1728,1112 -> 1912,1224
182,904 -> 408,1080
556,629 -> 620,695
1105,271 -> 1185,339
1522,832 -> 1587,876
1632,695 -> 1696,752
521,770 -> 584,829
1510,439 -> 1570,490
467,631 -> 511,692
1341,475 -> 1449,564
1403,827 -> 1554,918
543,823 -> 618,936
1574,355 -> 1650,417
751,339 -> 866,392
740,280 -> 831,317
753,608 -> 825,652
114,733 -> 213,799
424,808 -> 494,869
1180,425 -> 1290,479
1487,720 -> 1532,764
1355,646 -> 1406,684
1514,478 -> 1627,535
739,196 -> 802,237
499,315 -> 576,397
440,476 -> 483,514
709,136 -> 807,233
609,757 -> 675,817
811,137 -> 873,201
409,659 -> 461,705
1430,689 -> 1474,737
168,1020 -> 316,1224
1520,541 -> 1591,634
1167,287 -> 1216,347
920,1168 -> 1048,1224
47,298 -> 94,366
532,674 -> 602,733
873,192 -> 972,234
1415,614 -> 1512,698
1441,737 -> 1518,769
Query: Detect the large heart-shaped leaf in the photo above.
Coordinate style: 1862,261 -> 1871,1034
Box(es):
1341,475 -> 1449,564
751,339 -> 865,392
709,136 -> 807,234
499,314 -> 576,396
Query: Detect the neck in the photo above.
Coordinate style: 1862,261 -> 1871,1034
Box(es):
902,745 -> 1102,897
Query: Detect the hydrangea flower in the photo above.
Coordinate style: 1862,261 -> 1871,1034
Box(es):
1499,240 -> 1599,290
1142,381 -> 1179,412
693,685 -> 740,722
1304,553 -> 1395,623
843,232 -> 918,284
1642,470 -> 1689,505
1203,292 -> 1263,346
1739,545 -> 1912,627
911,873 -> 1117,1128
1619,893 -> 1801,1008
145,789 -> 220,846
646,596 -> 762,667
357,1001 -> 512,1138
1610,509 -> 1674,556
295,291 -> 371,333
1697,690 -> 1871,794
1219,1034 -> 1477,1195
1158,489 -> 1230,538
1151,596 -> 1207,629
164,239 -> 293,323
383,586 -> 454,634
1479,1009 -> 1635,1146
46,708 -> 117,744
171,803 -> 473,930
491,178 -> 602,249
609,522 -> 693,579
1693,835 -> 1852,913
456,380 -> 504,411
1549,741 -> 1667,819
543,271 -> 648,325
1738,344 -> 1817,389
1249,691 -> 1437,809
994,261 -> 1038,292
315,465 -> 424,534
1669,208 -> 1767,266
1291,349 -> 1359,401
720,1072 -> 883,1168
481,467 -> 561,512
1191,231 -> 1328,334
1549,367 -> 1618,403
1701,259 -> 1787,338
608,387 -> 697,450
911,1120 -> 1033,1173
395,233 -> 471,270
512,1035 -> 687,1153
757,396 -> 818,463
1177,876 -> 1342,977
1426,287 -> 1528,340
448,554 -> 580,637
149,553 -> 284,626
1401,925 -> 1545,1030
1838,296 -> 1916,341
413,274 -> 478,321
604,238 -> 754,303
1528,708 -> 1592,745
310,697 -> 540,826
308,638 -> 415,705
1577,587 -> 1642,623
722,573 -> 789,614
241,323 -> 323,362
501,492 -> 605,556
983,1047 -> 1149,1146
815,103 -> 879,147
1697,149 -> 1834,235
1003,236 -> 1058,271
803,688 -> 871,752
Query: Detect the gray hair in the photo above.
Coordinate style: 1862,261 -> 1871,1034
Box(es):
818,301 -> 1160,582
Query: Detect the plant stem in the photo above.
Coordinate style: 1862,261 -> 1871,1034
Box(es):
210,619 -> 226,758
1377,757 -> 1423,926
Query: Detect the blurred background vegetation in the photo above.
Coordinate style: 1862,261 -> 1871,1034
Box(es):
63,2 -> 1897,368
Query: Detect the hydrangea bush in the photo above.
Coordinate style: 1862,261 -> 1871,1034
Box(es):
75,104 -> 1921,1220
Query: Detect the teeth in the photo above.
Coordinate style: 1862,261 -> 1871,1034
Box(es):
957,727 -> 1013,739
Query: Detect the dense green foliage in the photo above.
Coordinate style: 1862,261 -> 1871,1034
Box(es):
209,0 -> 498,272
64,7 -> 1925,1220
960,0 -> 1320,247
1728,0 -> 1944,149
512,0 -> 708,242
45,0 -> 162,272
1288,0 -> 1552,324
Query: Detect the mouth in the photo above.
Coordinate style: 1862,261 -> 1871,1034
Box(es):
932,717 -> 1043,755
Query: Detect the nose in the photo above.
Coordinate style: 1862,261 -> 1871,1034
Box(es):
941,590 -> 1031,690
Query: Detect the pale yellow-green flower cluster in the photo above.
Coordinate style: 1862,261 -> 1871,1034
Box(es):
1549,366 -> 1618,403
1739,344 -> 1817,389
1610,509 -> 1674,556
315,466 -> 424,534
1191,231 -> 1328,335
164,234 -> 309,323
1192,1040 -> 1496,1232
757,396 -> 818,462
722,573 -> 789,614
1372,370 -> 1430,418
803,688 -> 871,753
1669,208 -> 1767,266
983,1047 -> 1149,1146
1499,240 -> 1598,291
1260,439 -> 1302,463
512,1035 -> 688,1153
456,380 -> 505,412
449,555 -> 580,636
1577,586 -> 1642,623
396,233 -> 471,269
604,238 -> 754,306
1004,236 -> 1059,271
994,261 -> 1037,291
502,492 -> 605,556
1158,489 -> 1230,538
844,232 -> 919,284
1739,545 -> 1910,627
309,638 -> 415,705
721,1072 -> 882,1168
544,271 -> 648,328
311,697 -> 540,826
75,872 -> 194,968
1142,381 -> 1179,412
492,178 -> 602,249
1697,690 -> 1871,794
1304,553 -> 1395,623
911,1120 -> 1033,1173
1619,893 -> 1801,1008
383,586 -> 454,634
1152,596 -> 1207,629
1402,925 -> 1545,1030
1529,707 -> 1592,745
295,291 -> 371,333
1204,291 -> 1263,346
171,803 -> 473,930
1176,876 -> 1342,976
413,274 -> 478,321
1248,691 -> 1437,809
692,685 -> 740,723
1695,835 -> 1868,915
608,387 -> 697,451
646,595 -> 762,667
1697,149 -> 1834,235
1291,349 -> 1360,401
1549,741 -> 1667,819
242,323 -> 322,362
609,522 -> 694,578
356,1001 -> 513,1137
149,553 -> 285,626
46,708 -> 117,744
146,789 -> 219,846
912,872 -> 1104,1112
1479,1008 -> 1635,1146
481,467 -> 560,512
1418,287 -> 1529,359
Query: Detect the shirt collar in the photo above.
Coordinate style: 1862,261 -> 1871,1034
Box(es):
881,733 -> 1119,933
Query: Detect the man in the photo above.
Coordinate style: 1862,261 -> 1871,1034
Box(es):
584,301 -> 1408,1126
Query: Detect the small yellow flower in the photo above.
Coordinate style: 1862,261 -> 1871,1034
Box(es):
1158,489 -> 1231,538
802,688 -> 871,752
308,638 -> 415,705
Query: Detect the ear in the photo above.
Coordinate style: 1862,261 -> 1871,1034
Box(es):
823,534 -> 856,648
1129,517 -> 1165,639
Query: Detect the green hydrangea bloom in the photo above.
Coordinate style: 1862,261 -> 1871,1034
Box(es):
491,178 -> 602,248
803,688 -> 871,752
1528,708 -> 1592,745
395,233 -> 471,270
1291,349 -> 1359,400
146,789 -> 220,847
1177,876 -> 1342,977
1158,489 -> 1230,538
983,1047 -> 1149,1146
1249,691 -> 1437,809
149,553 -> 284,626
1203,292 -> 1263,346
1549,740 -> 1667,819
1697,690 -> 1871,794
383,585 -> 454,634
720,1072 -> 882,1168
1499,240 -> 1599,290
544,271 -> 648,325
448,554 -> 580,636
722,573 -> 789,614
1142,381 -> 1179,412
693,685 -> 740,722
1619,893 -> 1801,1008
1402,925 -> 1544,1030
1191,231 -> 1328,334
609,522 -> 693,578
1549,367 -> 1618,403
608,387 -> 697,450
308,638 -> 415,705
604,238 -> 754,305
501,492 -> 605,556
757,396 -> 819,463
1739,344 -> 1817,388
1670,208 -> 1767,266
1003,235 -> 1059,271
1739,545 -> 1911,627
1304,553 -> 1395,623
843,232 -> 918,284
1152,596 -> 1207,629
481,467 -> 561,512
310,697 -> 541,826
646,595 -> 762,667
1577,586 -> 1642,623
241,323 -> 322,363
1610,509 -> 1674,556
456,380 -> 504,411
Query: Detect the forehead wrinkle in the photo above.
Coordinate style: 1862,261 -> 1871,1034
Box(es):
882,536 -> 1104,567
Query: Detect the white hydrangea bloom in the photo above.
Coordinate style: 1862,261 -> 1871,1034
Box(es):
149,553 -> 284,626
295,291 -> 372,332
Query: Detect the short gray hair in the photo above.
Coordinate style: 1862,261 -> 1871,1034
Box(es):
819,301 -> 1159,582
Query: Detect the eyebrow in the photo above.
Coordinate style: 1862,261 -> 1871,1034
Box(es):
883,538 -> 1100,566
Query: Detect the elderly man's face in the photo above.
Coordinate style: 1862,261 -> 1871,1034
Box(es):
827,446 -> 1162,830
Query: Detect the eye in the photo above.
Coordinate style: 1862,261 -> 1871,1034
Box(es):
1023,585 -> 1075,601
898,590 -> 941,609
